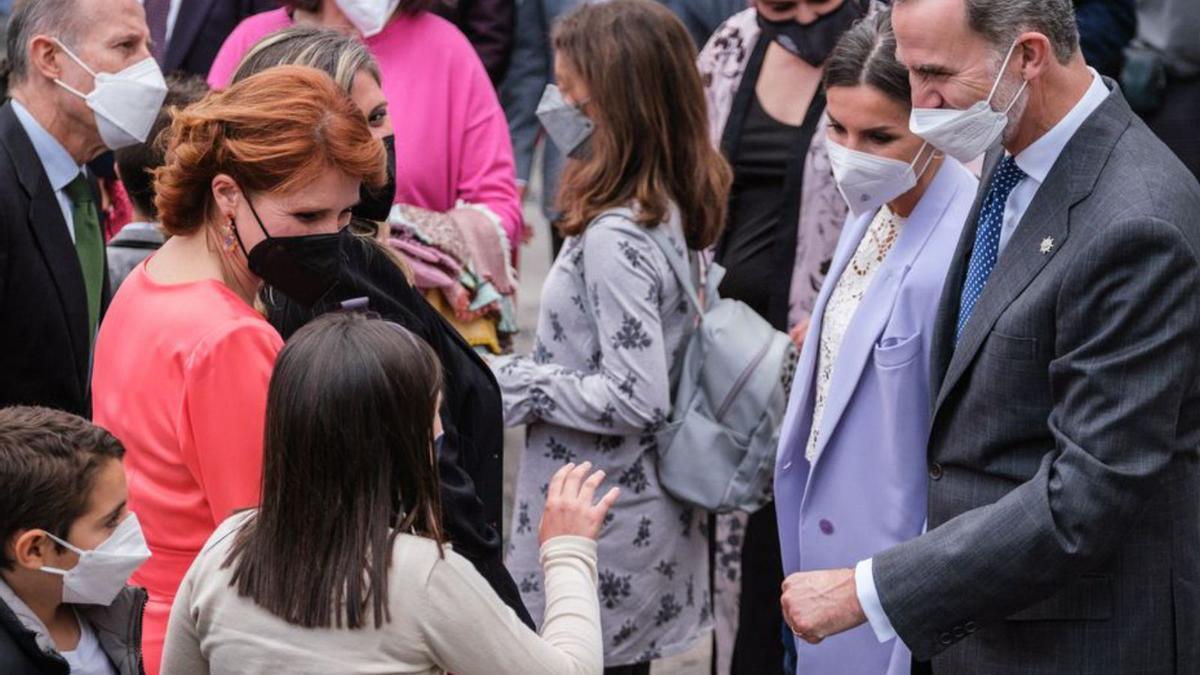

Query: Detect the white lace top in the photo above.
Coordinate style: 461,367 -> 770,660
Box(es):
805,206 -> 907,462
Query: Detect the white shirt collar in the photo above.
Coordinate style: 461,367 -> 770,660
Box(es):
1013,68 -> 1110,184
9,99 -> 85,193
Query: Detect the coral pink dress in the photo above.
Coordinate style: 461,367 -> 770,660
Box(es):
207,9 -> 524,250
92,260 -> 283,675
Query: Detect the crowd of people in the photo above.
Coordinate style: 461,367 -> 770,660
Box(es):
0,0 -> 1198,674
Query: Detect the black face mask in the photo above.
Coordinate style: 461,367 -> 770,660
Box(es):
352,134 -> 397,222
757,0 -> 865,67
234,196 -> 343,307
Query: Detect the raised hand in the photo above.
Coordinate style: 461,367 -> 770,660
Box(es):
538,462 -> 620,545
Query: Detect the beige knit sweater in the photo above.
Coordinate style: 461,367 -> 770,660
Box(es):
161,512 -> 602,675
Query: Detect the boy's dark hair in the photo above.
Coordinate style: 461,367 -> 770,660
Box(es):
0,406 -> 125,569
115,74 -> 210,221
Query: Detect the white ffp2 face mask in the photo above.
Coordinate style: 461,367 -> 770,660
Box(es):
53,40 -> 167,151
908,39 -> 1029,163
336,0 -> 401,37
827,140 -> 936,218
40,513 -> 151,606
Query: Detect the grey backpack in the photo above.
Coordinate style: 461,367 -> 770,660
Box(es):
592,208 -> 792,513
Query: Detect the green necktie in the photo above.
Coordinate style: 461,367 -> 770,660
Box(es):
64,173 -> 103,345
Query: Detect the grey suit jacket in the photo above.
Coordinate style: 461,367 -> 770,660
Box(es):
872,81 -> 1200,673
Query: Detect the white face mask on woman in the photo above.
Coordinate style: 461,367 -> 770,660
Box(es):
827,140 -> 936,217
39,513 -> 151,606
907,39 -> 1029,163
336,0 -> 401,37
52,39 -> 167,151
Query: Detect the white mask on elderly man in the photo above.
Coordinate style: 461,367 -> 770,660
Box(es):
39,513 -> 151,606
52,39 -> 167,151
908,39 -> 1029,163
336,0 -> 402,37
827,140 -> 936,217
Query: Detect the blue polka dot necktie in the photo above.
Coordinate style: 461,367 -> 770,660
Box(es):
956,155 -> 1027,344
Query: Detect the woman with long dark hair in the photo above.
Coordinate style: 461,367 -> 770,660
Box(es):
162,313 -> 617,674
775,10 -> 977,674
697,2 -> 878,671
491,2 -> 732,672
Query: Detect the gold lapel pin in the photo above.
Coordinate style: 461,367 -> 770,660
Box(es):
1040,237 -> 1055,255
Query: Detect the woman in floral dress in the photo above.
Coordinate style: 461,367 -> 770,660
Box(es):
490,1 -> 732,672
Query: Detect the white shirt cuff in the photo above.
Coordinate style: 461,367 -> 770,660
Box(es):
855,558 -> 898,643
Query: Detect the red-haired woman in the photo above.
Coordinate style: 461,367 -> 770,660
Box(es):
90,65 -> 387,674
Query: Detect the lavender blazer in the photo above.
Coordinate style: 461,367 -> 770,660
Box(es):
774,159 -> 977,675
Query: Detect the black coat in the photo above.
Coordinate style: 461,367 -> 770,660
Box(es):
161,0 -> 278,77
0,101 -> 110,417
0,586 -> 146,675
267,229 -> 533,628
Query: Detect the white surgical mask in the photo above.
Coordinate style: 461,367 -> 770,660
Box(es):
53,40 -> 167,151
908,39 -> 1029,163
40,513 -> 151,606
827,140 -> 936,217
336,0 -> 401,37
536,84 -> 594,159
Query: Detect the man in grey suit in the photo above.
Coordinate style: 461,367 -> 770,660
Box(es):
777,0 -> 1200,672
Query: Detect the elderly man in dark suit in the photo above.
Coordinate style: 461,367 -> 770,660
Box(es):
776,0 -> 1200,672
1,0 -> 162,416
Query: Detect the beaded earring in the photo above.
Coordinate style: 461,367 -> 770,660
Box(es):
223,218 -> 236,252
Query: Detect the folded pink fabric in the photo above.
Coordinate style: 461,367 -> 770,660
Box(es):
389,236 -> 461,290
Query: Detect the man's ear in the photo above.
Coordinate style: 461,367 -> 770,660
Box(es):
8,529 -> 61,571
27,35 -> 68,83
1015,31 -> 1055,82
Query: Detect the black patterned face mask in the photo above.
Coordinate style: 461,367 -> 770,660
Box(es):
756,0 -> 865,67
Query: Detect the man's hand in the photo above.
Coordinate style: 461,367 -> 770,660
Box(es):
780,568 -> 867,644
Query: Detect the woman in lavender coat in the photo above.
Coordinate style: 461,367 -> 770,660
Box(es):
774,11 -> 978,675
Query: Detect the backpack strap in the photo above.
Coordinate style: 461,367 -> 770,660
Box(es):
604,205 -> 705,314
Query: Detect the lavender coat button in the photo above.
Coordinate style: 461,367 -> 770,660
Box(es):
819,519 -> 834,535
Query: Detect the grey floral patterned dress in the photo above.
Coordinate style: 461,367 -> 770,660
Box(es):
492,206 -> 712,666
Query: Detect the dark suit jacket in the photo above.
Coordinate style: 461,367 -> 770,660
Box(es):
434,0 -> 515,86
872,83 -> 1200,672
162,0 -> 278,77
0,102 -> 110,417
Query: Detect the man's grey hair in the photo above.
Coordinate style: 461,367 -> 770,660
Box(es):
965,0 -> 1079,63
899,0 -> 1080,64
6,0 -> 85,85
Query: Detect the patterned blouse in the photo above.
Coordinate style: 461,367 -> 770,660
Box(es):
492,207 -> 711,666
806,205 -> 907,461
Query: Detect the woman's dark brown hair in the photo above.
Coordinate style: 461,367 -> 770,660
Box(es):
553,0 -> 732,250
823,8 -> 912,106
224,312 -> 445,630
281,0 -> 432,17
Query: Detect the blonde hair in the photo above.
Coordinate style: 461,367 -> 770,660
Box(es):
231,26 -> 382,92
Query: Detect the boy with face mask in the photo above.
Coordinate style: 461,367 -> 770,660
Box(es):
0,406 -> 150,675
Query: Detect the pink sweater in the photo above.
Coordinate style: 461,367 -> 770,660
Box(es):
208,9 -> 523,247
